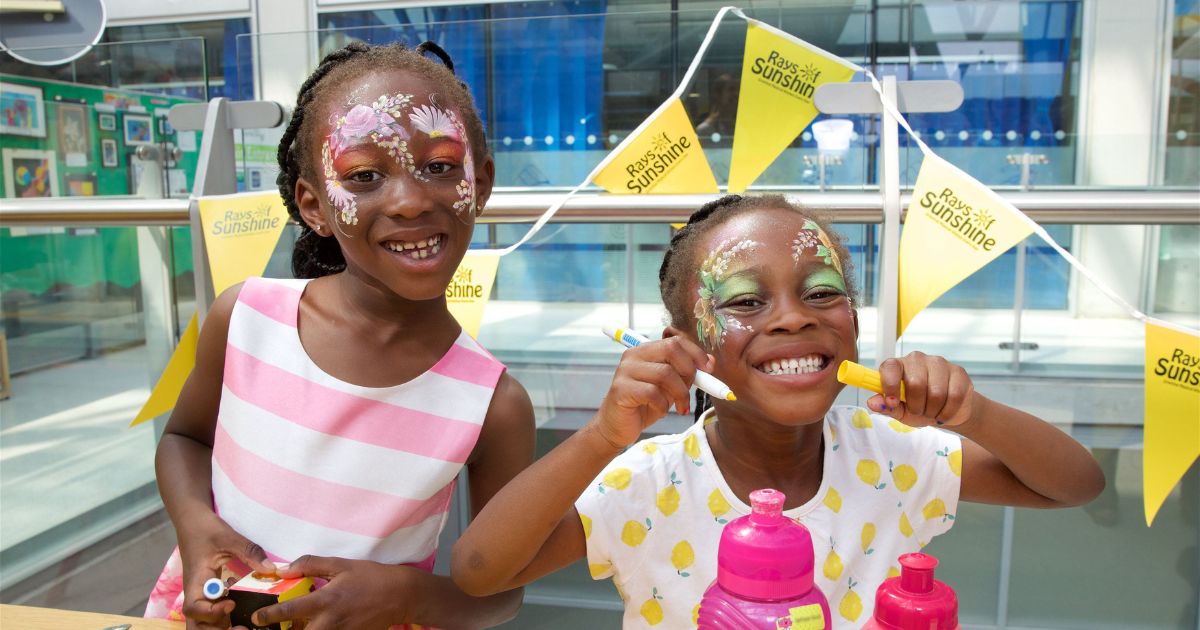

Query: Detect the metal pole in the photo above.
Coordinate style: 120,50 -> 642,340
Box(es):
875,75 -> 901,363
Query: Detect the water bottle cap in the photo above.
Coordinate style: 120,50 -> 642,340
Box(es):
871,553 -> 958,629
716,489 -> 817,600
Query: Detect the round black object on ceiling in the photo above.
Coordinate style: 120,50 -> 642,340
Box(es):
0,0 -> 108,66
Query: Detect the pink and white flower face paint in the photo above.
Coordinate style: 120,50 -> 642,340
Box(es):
321,91 -> 477,228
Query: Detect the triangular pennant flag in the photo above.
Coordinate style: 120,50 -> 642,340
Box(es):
1143,319 -> 1200,526
130,313 -> 199,426
446,253 -> 501,338
198,191 -> 290,295
898,153 -> 1036,335
593,98 -> 718,194
727,21 -> 857,193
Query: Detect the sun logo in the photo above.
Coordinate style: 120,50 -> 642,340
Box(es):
651,134 -> 672,152
798,63 -> 822,83
973,208 -> 994,229
453,267 -> 473,284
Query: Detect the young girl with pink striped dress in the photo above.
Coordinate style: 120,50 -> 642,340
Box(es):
146,41 -> 534,629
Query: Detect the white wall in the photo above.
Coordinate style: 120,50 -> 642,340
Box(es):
1073,0 -> 1169,317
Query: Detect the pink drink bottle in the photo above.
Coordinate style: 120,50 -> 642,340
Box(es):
697,489 -> 831,629
861,553 -> 961,630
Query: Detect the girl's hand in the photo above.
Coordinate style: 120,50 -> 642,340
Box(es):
867,351 -> 980,429
178,515 -> 276,629
591,336 -> 713,450
250,556 -> 417,629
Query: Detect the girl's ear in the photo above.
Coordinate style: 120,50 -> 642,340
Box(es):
295,178 -> 326,233
661,325 -> 687,340
473,155 -> 496,216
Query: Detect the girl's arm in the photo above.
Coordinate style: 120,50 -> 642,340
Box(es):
451,336 -> 713,597
155,286 -> 275,627
251,371 -> 540,629
871,352 -> 1105,508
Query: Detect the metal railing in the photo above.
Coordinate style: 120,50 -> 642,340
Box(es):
2,189 -> 1197,227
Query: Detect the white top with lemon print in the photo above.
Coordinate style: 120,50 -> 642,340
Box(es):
575,406 -> 962,629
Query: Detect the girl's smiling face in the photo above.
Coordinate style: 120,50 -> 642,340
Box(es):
296,69 -> 491,301
686,207 -> 858,425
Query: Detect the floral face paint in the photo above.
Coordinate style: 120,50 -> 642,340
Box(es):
791,219 -> 844,279
694,238 -> 760,350
321,92 -> 476,227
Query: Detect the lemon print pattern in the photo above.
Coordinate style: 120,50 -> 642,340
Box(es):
683,433 -> 702,464
671,540 -> 694,577
851,408 -> 873,428
656,484 -> 680,517
640,588 -> 664,626
839,584 -> 862,622
692,603 -> 701,625
580,513 -> 593,539
708,489 -> 732,524
891,462 -> 918,492
823,541 -> 843,581
923,498 -> 952,522
948,449 -> 962,476
861,522 -> 876,555
621,518 -> 651,547
888,419 -> 915,433
899,512 -> 914,538
857,459 -> 886,489
588,563 -> 610,578
600,467 -> 632,493
823,486 -> 842,513
642,443 -> 658,455
887,566 -> 901,579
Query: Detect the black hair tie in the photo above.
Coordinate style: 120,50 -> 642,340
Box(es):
415,41 -> 455,73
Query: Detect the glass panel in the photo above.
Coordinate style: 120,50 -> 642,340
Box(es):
1165,1 -> 1199,186
1153,225 -> 1200,324
0,226 -> 162,588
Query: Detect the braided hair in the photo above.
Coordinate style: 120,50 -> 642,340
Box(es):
276,41 -> 489,278
657,194 -> 858,420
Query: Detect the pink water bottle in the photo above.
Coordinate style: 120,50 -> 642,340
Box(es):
861,553 -> 961,630
697,489 -> 831,629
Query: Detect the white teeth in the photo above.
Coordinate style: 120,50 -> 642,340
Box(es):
387,235 -> 443,259
757,355 -> 826,375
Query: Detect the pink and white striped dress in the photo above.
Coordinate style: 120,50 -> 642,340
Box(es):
147,277 -> 505,623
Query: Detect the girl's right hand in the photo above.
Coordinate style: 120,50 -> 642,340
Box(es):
591,336 -> 713,450
178,515 -> 276,629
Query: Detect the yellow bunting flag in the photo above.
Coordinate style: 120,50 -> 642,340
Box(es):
727,21 -> 857,193
593,98 -> 718,194
898,153 -> 1035,335
130,314 -> 199,427
1143,319 -> 1200,526
198,191 -> 290,295
446,253 -> 500,338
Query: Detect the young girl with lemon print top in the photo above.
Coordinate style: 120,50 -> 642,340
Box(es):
148,42 -> 534,629
451,195 -> 1103,628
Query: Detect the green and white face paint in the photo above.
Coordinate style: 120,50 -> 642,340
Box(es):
694,237 -> 759,350
321,92 -> 476,228
791,219 -> 845,281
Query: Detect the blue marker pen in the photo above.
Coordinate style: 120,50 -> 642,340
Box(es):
601,326 -> 737,402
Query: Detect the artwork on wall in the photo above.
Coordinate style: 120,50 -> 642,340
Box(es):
0,82 -> 46,137
3,148 -> 59,198
56,102 -> 90,156
101,138 -> 119,168
65,173 -> 98,196
123,113 -> 154,146
98,112 -> 116,131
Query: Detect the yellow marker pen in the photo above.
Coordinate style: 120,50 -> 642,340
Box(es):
837,360 -> 906,402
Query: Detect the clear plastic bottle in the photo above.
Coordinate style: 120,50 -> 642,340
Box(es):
861,552 -> 961,630
697,488 -> 831,629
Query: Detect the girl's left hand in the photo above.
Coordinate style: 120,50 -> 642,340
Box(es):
248,556 -> 417,629
867,351 -> 980,429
